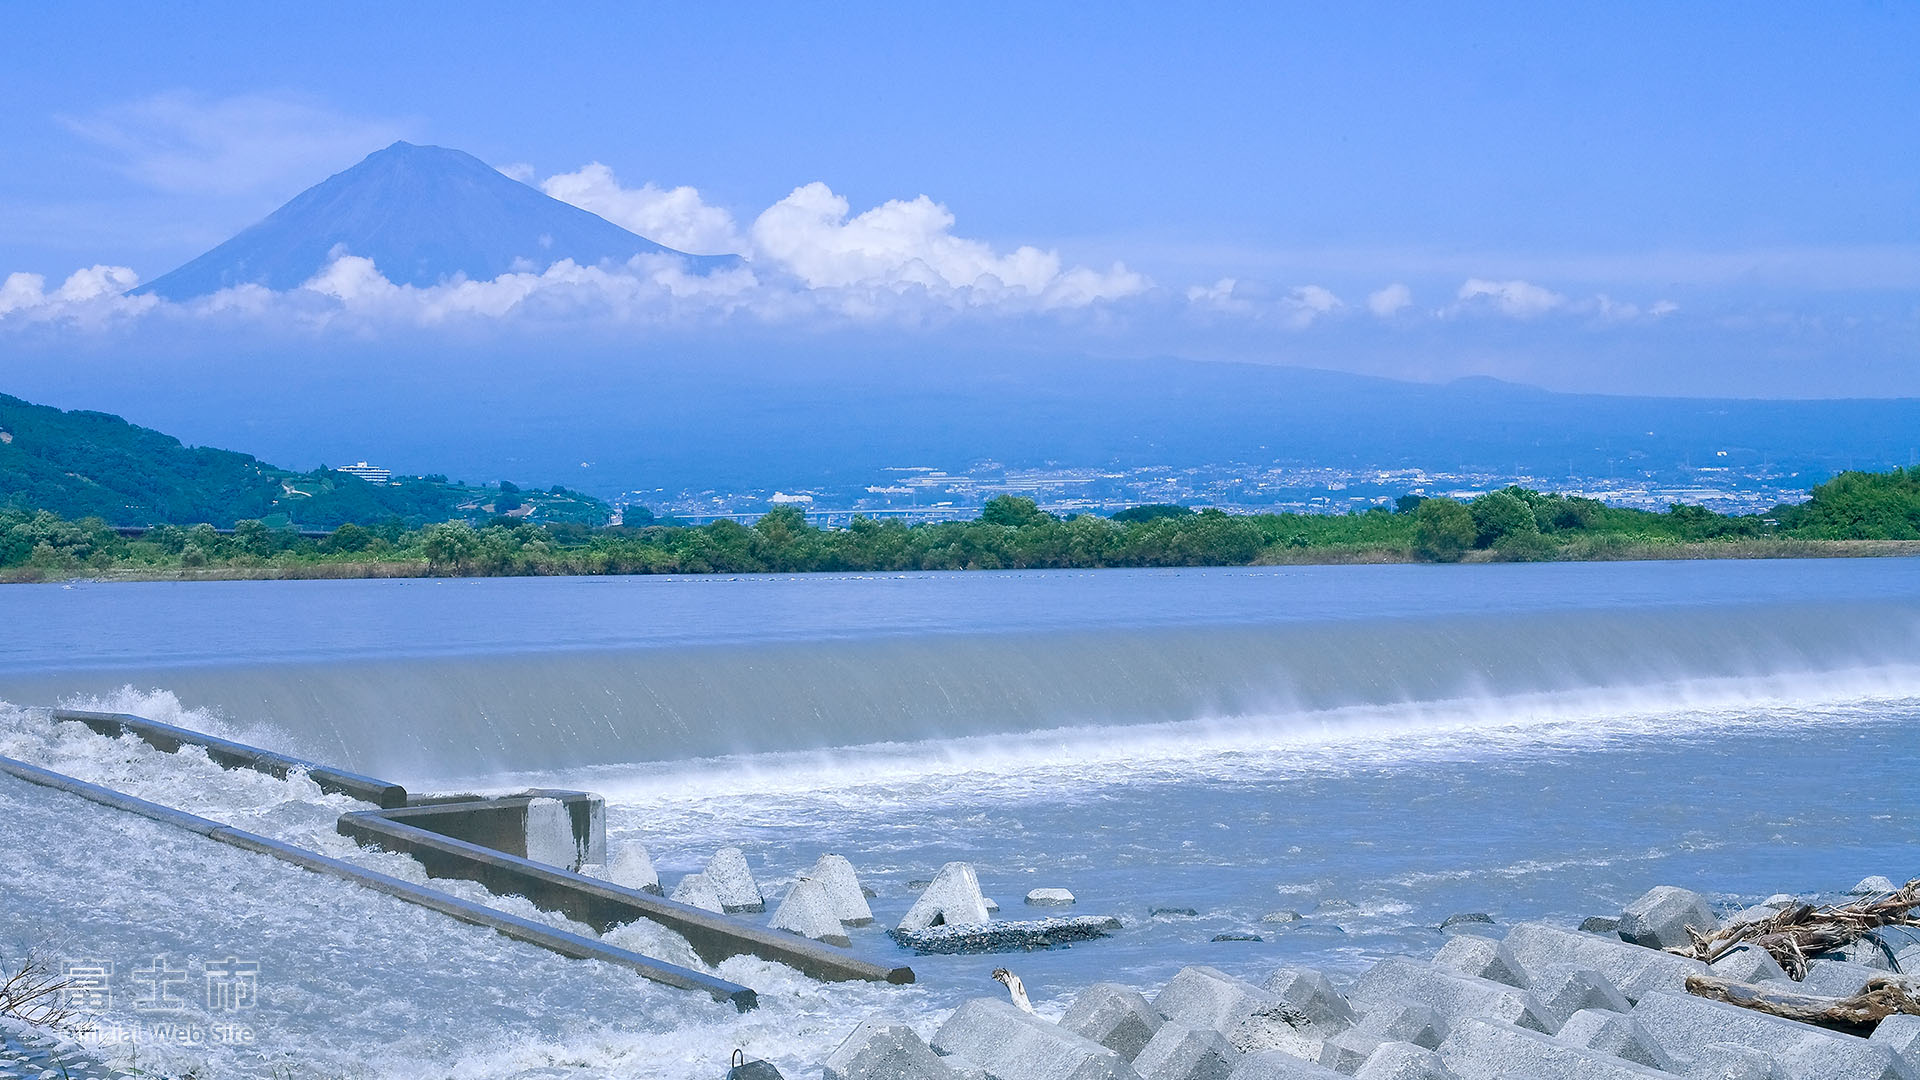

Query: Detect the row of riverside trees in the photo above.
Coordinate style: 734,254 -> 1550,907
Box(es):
7,467 -> 1920,577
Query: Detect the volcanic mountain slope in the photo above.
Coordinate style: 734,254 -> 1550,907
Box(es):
135,141 -> 735,299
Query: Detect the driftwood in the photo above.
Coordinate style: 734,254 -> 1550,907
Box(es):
1684,972 -> 1920,1037
1669,877 -> 1920,978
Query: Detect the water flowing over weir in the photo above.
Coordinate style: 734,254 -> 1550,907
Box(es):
2,591 -> 1919,780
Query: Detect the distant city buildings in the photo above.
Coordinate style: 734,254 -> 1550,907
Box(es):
619,459 -> 1815,525
336,461 -> 392,484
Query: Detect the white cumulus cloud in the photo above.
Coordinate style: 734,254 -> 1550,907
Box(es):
1278,285 -> 1342,328
1186,279 -> 1341,328
0,266 -> 150,319
540,163 -> 745,255
1456,278 -> 1566,318
1367,283 -> 1412,317
748,182 -> 1145,306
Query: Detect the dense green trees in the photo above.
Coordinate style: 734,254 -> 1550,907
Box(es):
1774,467 -> 1920,540
8,468 -> 1920,580
1414,499 -> 1476,561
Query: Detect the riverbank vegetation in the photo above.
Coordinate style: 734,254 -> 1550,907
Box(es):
5,467 -> 1920,582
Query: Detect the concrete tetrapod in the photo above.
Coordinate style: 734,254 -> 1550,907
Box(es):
769,877 -> 852,947
1060,983 -> 1165,1062
932,997 -> 1144,1080
671,872 -> 726,913
582,840 -> 660,894
806,854 -> 876,926
823,1020 -> 960,1080
1499,922 -> 1709,1002
1616,886 -> 1720,951
706,847 -> 766,913
1350,1042 -> 1457,1080
1631,989 -> 1912,1079
899,862 -> 992,932
1132,1022 -> 1237,1080
1155,966 -> 1325,1059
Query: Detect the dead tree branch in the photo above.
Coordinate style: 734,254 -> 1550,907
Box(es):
1685,972 -> 1920,1037
1668,878 -> 1920,978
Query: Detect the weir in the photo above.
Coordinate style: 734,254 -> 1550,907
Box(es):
18,598 -> 1920,781
28,708 -> 915,1000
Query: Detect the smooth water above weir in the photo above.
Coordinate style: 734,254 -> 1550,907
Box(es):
4,561 -> 1920,781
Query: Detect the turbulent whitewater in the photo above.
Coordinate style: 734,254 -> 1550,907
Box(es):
2,560 -> 1918,1078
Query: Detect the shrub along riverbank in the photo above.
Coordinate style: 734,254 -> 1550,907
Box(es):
6,467 -> 1920,582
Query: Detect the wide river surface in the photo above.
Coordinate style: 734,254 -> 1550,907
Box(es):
2,560 -> 1918,1078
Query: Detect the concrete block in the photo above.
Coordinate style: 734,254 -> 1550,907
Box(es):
1795,958 -> 1887,997
1155,966 -> 1322,1057
1632,989 -> 1911,1079
1351,1043 -> 1456,1080
1430,935 -> 1528,989
1502,922 -> 1710,1002
1352,1002 -> 1444,1050
1531,968 -> 1631,1033
1709,946 -> 1788,984
769,877 -> 852,947
706,846 -> 766,913
1822,933 -> 1901,971
524,796 -> 581,868
1686,1043 -> 1780,1080
1316,1030 -> 1382,1073
1029,888 -> 1078,906
1727,905 -> 1784,930
1875,1012 -> 1920,1046
1873,1014 -> 1920,1065
1553,1008 -> 1677,1071
1437,1017 -> 1674,1079
1133,1022 -> 1237,1080
670,871 -> 725,913
1348,958 -> 1551,1035
1618,886 -> 1721,951
807,854 -> 876,926
1854,876 -> 1898,895
932,997 -> 1144,1080
900,862 -> 992,932
1226,1051 -> 1346,1079
1061,983 -> 1164,1062
1263,968 -> 1358,1032
823,1019 -> 960,1080
583,840 -> 660,894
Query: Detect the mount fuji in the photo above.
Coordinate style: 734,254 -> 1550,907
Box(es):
134,141 -> 737,299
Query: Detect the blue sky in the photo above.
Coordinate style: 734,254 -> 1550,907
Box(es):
1,2 -> 1915,397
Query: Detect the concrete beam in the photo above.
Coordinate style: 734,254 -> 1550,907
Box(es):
379,790 -> 605,869
339,808 -> 915,985
0,753 -> 757,1011
50,709 -> 408,809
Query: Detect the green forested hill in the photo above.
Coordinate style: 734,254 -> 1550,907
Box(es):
0,392 -> 607,528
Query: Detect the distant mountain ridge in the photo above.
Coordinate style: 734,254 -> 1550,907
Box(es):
134,141 -> 735,300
